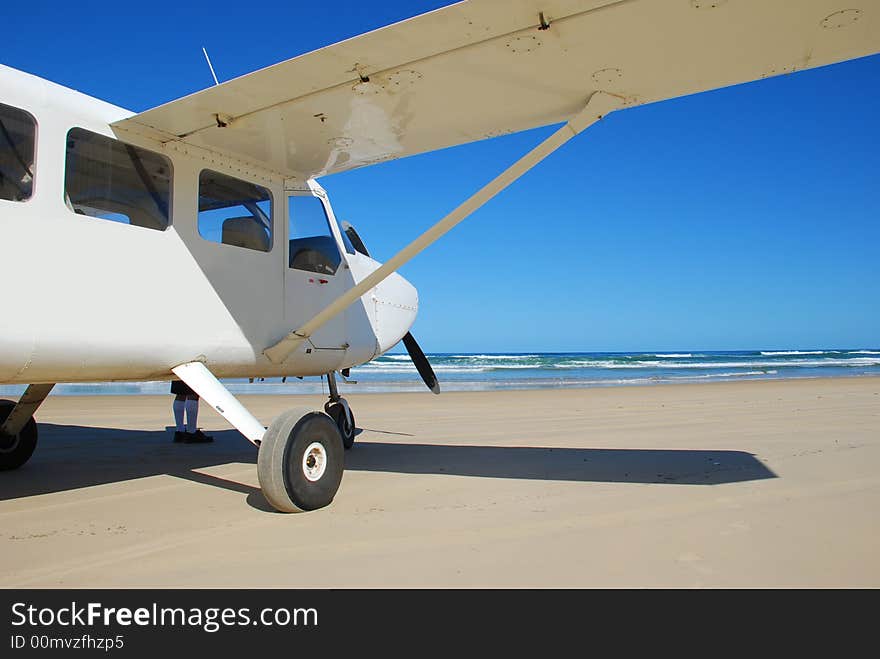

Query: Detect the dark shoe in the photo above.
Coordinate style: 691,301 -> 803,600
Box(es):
173,431 -> 187,443
183,429 -> 213,443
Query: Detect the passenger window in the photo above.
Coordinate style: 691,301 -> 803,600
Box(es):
289,195 -> 343,275
198,170 -> 272,252
0,103 -> 36,202
64,128 -> 171,230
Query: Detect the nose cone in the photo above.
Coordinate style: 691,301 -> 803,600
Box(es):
372,271 -> 418,354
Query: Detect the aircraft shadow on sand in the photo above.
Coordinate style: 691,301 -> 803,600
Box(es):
0,423 -> 777,509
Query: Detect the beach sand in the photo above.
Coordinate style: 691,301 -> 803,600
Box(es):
1,377 -> 877,587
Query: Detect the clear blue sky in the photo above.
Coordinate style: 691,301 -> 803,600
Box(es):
7,1 -> 879,352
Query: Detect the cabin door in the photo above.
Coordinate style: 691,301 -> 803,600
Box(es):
284,190 -> 350,372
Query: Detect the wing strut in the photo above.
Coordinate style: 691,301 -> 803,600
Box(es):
264,90 -> 623,364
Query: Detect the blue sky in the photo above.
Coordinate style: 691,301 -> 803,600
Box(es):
8,1 -> 879,352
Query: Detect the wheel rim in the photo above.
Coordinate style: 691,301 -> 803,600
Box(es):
302,441 -> 328,482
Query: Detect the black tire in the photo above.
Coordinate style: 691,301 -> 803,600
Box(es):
327,402 -> 356,450
257,408 -> 344,513
0,399 -> 38,471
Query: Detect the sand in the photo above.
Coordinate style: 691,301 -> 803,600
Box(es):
0,377 -> 878,587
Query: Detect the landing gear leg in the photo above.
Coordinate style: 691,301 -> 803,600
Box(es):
172,361 -> 344,512
0,383 -> 55,471
324,371 -> 355,449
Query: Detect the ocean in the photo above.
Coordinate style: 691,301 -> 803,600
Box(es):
1,349 -> 878,396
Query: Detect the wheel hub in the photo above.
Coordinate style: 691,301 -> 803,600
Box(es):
302,442 -> 327,482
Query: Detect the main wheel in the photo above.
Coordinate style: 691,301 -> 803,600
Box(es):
0,400 -> 38,471
326,401 -> 356,450
257,407 -> 344,512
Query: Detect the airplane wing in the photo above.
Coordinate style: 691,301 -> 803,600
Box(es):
111,0 -> 880,179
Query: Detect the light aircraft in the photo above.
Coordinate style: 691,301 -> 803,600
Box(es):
1,0 -> 878,512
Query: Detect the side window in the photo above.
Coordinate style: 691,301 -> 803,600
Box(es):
289,195 -> 342,275
64,128 -> 171,230
0,103 -> 36,202
198,170 -> 272,252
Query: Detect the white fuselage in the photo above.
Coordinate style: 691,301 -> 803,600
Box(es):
0,65 -> 418,385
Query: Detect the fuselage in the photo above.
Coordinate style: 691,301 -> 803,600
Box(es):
0,65 -> 418,385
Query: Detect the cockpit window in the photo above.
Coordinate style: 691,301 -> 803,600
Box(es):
65,128 -> 171,230
0,103 -> 36,202
289,195 -> 343,275
338,220 -> 356,255
198,170 -> 272,252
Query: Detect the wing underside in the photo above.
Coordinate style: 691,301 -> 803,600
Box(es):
112,0 -> 880,179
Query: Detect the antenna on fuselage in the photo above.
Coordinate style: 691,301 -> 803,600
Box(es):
202,47 -> 220,86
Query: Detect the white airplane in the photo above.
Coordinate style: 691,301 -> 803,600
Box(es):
1,0 -> 878,512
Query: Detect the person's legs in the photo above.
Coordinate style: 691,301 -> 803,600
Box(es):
184,395 -> 199,433
173,395 -> 186,431
183,395 -> 213,443
172,394 -> 187,442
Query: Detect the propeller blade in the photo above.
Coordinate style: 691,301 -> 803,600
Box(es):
342,220 -> 439,394
402,331 -> 440,395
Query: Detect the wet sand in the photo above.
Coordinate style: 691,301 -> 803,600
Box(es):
1,377 -> 878,587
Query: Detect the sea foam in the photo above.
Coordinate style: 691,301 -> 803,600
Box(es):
760,350 -> 828,356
